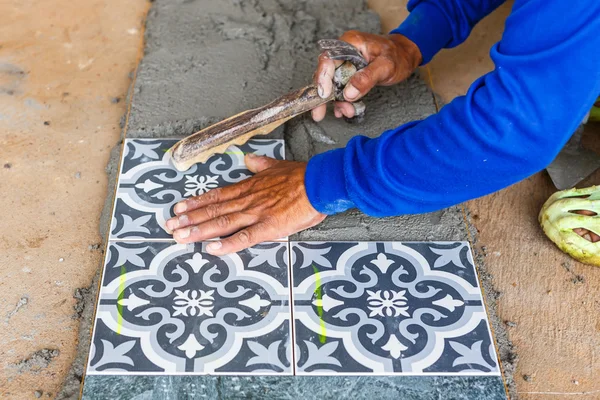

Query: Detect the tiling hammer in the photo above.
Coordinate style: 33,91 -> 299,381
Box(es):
170,39 -> 367,171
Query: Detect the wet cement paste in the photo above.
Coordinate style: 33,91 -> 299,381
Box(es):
58,0 -> 512,398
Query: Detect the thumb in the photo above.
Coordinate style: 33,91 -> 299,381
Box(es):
344,58 -> 390,102
245,153 -> 278,173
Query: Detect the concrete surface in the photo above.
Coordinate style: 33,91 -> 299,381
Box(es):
0,0 -> 149,399
0,0 -> 598,398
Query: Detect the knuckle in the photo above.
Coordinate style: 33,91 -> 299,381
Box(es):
352,70 -> 372,90
237,230 -> 252,244
205,188 -> 220,203
380,56 -> 395,71
215,215 -> 230,229
205,204 -> 220,219
341,30 -> 361,40
262,215 -> 279,228
340,30 -> 364,48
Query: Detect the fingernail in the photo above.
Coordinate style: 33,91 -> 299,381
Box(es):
206,241 -> 222,253
344,84 -> 360,101
174,202 -> 187,214
317,83 -> 325,98
166,218 -> 179,231
177,228 -> 190,239
246,153 -> 257,158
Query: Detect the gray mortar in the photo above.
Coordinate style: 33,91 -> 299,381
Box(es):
468,219 -> 519,400
13,348 -> 60,374
58,0 -> 515,398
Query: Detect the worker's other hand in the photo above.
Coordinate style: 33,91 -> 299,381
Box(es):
165,154 -> 326,255
312,31 -> 422,121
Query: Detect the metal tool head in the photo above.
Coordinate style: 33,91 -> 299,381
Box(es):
317,39 -> 368,69
318,39 -> 368,122
546,123 -> 600,190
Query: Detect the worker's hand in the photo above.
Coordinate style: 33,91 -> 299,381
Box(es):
312,31 -> 422,121
166,154 -> 326,255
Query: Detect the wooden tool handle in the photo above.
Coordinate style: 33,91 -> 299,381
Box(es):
171,84 -> 332,171
170,39 -> 367,171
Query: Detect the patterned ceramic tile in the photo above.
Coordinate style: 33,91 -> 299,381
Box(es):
87,241 -> 292,375
110,138 -> 285,240
291,241 -> 500,376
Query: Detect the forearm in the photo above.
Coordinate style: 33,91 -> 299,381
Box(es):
306,0 -> 600,217
392,0 -> 507,63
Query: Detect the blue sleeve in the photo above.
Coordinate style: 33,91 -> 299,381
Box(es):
305,0 -> 600,217
391,0 -> 507,64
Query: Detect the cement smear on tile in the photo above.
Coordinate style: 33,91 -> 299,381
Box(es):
59,0 -> 512,398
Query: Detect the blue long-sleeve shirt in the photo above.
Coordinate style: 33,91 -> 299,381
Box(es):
305,0 -> 600,216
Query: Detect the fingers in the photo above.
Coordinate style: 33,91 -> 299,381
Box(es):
338,30 -> 371,62
333,101 -> 356,118
315,54 -> 336,100
174,187 -> 230,215
344,57 -> 391,102
573,227 -> 600,242
311,104 -> 327,122
167,197 -> 250,232
172,212 -> 257,243
205,222 -> 277,256
244,153 -> 278,173
174,155 -> 279,216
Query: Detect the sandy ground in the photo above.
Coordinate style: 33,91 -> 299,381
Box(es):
0,0 -> 149,398
0,0 -> 598,398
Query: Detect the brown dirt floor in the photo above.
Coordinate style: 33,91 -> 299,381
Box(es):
0,0 -> 149,398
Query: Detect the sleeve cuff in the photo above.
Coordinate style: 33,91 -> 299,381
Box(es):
390,1 -> 454,64
305,148 -> 355,215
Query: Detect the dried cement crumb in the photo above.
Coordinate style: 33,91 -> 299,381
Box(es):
72,285 -> 92,319
6,296 -> 29,321
13,349 -> 60,373
34,390 -> 43,398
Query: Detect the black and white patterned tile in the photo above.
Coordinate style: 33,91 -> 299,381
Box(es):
87,241 -> 292,375
110,138 -> 285,240
291,241 -> 500,376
